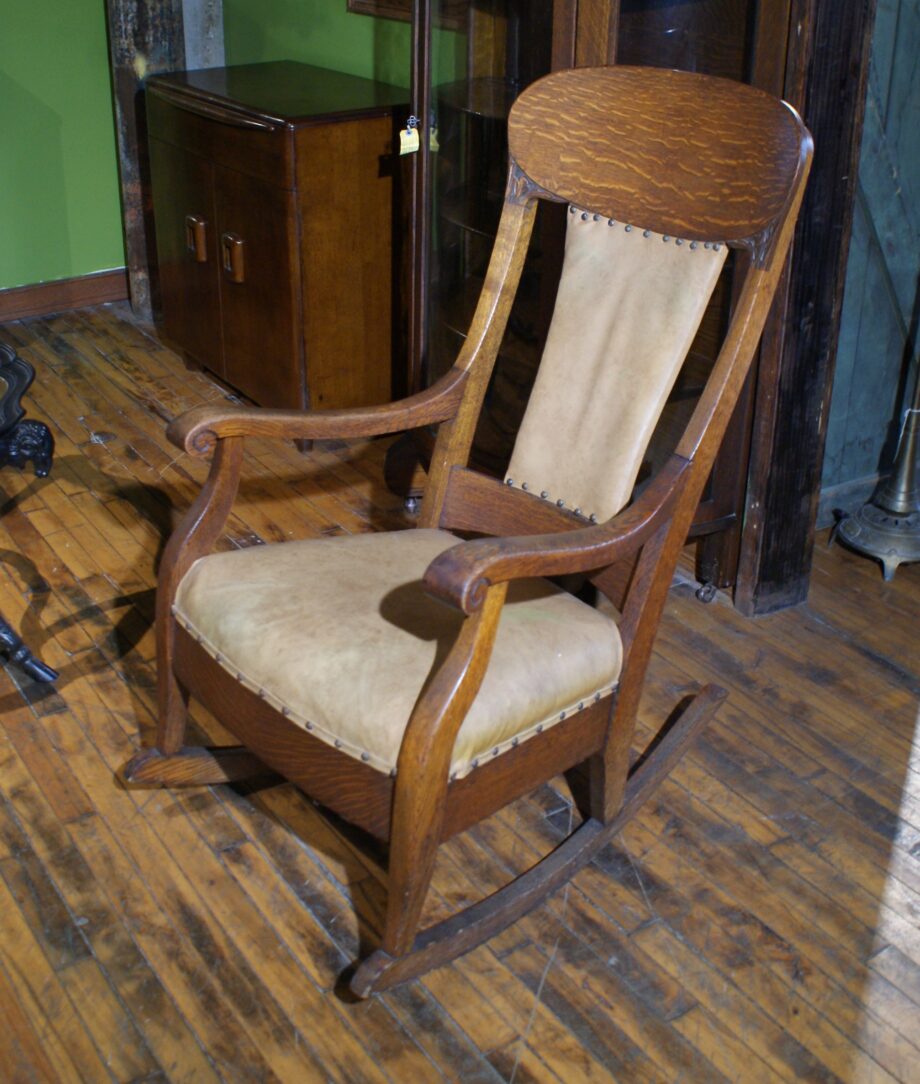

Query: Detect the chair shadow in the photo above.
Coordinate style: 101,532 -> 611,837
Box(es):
0,446 -> 417,995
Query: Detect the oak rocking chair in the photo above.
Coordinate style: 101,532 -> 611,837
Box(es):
124,66 -> 812,997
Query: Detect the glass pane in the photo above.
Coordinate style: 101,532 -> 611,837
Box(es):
618,0 -> 757,80
426,0 -> 554,474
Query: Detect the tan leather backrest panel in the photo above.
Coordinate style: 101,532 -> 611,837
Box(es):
505,210 -> 727,523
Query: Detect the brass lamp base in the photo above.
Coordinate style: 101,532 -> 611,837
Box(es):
835,503 -> 920,581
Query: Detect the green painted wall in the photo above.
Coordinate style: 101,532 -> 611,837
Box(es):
0,0 -> 461,293
224,0 -> 411,84
0,0 -> 125,290
223,1 -> 464,88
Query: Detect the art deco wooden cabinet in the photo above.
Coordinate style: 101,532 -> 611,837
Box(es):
147,62 -> 407,411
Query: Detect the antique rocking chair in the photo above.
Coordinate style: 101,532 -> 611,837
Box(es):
124,66 -> 812,996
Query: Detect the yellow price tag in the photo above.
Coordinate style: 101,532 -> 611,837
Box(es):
399,127 -> 420,156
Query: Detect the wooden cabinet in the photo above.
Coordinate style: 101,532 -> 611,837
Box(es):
147,62 -> 408,411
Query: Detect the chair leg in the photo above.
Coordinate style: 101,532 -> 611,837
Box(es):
158,662 -> 190,754
350,683 -> 726,997
380,795 -> 443,959
122,617 -> 274,788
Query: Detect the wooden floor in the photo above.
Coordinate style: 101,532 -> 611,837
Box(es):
0,303 -> 918,1084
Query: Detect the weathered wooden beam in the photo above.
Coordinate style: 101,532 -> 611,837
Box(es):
735,0 -> 878,614
104,0 -> 224,319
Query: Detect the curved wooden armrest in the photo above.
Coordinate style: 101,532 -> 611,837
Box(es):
169,367 -> 469,456
424,455 -> 692,613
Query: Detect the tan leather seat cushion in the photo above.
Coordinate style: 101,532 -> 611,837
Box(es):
174,529 -> 622,779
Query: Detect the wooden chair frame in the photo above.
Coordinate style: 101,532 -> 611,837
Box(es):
124,67 -> 812,997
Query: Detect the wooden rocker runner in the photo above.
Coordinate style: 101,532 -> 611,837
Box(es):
123,66 -> 812,997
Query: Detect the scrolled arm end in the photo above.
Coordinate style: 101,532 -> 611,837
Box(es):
424,536 -> 529,614
424,548 -> 492,614
166,406 -> 239,456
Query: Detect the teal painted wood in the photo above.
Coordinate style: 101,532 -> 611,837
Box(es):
819,0 -> 920,524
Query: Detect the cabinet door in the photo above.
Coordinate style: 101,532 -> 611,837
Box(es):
149,138 -> 223,373
215,168 -> 304,410
295,118 -> 396,410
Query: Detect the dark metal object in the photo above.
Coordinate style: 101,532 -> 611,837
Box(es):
0,344 -> 58,682
696,581 -> 718,603
0,419 -> 55,478
0,344 -> 35,431
0,616 -> 58,683
834,360 -> 920,580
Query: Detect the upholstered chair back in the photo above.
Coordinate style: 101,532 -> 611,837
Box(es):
506,213 -> 728,522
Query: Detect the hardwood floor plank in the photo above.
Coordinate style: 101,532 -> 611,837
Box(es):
0,876 -> 114,1083
0,304 -> 916,1082
0,957 -> 67,1084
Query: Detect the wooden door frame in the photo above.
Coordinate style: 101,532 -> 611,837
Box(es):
734,0 -> 878,613
104,0 -> 225,320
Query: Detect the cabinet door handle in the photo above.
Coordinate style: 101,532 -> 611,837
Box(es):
221,233 -> 245,283
185,215 -> 208,262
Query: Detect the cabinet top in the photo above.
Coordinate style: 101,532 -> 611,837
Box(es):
147,62 -> 408,126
